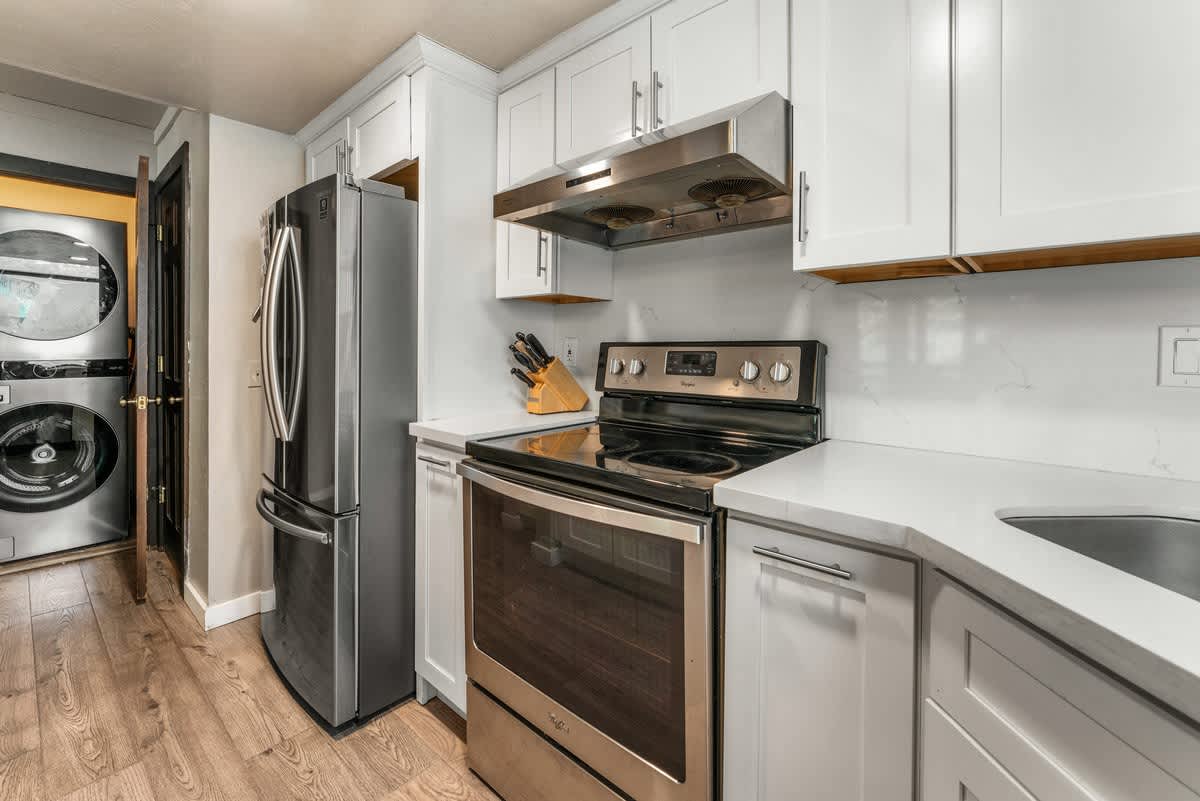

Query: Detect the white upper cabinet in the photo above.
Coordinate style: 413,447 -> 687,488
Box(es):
306,118 -> 349,183
497,70 -> 612,301
497,69 -> 556,190
792,0 -> 951,271
348,75 -> 411,180
649,0 -> 788,130
555,18 -> 651,166
955,0 -> 1200,255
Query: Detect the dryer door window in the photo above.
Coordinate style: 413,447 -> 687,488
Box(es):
0,229 -> 120,341
0,403 -> 119,512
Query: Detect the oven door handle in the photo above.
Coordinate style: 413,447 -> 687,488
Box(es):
456,462 -> 704,544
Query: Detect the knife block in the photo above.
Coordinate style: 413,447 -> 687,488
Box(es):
526,358 -> 589,414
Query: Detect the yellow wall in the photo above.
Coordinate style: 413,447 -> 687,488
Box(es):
0,174 -> 139,325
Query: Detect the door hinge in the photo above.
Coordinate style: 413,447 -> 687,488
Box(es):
157,354 -> 164,373
156,224 -> 164,242
159,486 -> 166,505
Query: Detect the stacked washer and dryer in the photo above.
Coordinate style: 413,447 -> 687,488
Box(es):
0,206 -> 131,562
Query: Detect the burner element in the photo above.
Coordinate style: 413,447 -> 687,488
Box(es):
625,449 -> 741,476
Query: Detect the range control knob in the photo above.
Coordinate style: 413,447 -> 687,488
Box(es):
739,360 -> 761,382
609,358 -> 625,375
769,361 -> 792,383
628,358 -> 645,376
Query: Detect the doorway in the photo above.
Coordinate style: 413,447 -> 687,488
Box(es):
152,144 -> 188,579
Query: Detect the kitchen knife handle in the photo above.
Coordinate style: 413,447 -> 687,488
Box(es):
511,368 -> 536,388
525,333 -> 550,364
510,346 -> 536,372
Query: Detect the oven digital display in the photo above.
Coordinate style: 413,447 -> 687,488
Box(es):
665,350 -> 718,376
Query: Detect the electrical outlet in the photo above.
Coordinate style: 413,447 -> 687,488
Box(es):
248,360 -> 263,388
563,337 -> 580,367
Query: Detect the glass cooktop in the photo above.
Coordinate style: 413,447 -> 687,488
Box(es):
467,421 -> 802,512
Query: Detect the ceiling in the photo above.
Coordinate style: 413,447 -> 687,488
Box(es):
0,0 -> 615,134
0,62 -> 166,128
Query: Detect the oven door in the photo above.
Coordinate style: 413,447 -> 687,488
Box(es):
459,460 -> 713,801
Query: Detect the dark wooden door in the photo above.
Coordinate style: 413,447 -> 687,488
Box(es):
133,156 -> 150,600
154,146 -> 188,580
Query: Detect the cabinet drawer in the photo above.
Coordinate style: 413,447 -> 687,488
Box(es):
926,572 -> 1200,800
922,699 -> 1047,801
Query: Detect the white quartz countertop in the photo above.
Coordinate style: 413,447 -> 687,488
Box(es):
409,410 -> 597,450
714,439 -> 1200,722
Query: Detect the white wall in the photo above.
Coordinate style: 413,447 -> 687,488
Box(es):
554,226 -> 1200,482
0,91 -> 154,175
414,67 -> 556,419
155,109 -> 211,600
205,115 -> 302,607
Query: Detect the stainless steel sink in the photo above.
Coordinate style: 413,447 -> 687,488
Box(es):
1001,515 -> 1200,603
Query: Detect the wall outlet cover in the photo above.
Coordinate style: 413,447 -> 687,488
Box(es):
248,360 -> 263,388
563,337 -> 580,367
1158,326 -> 1200,387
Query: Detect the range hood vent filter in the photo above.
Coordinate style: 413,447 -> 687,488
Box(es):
687,177 -> 773,209
584,204 -> 657,230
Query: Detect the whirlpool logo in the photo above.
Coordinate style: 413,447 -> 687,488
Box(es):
680,380 -> 696,388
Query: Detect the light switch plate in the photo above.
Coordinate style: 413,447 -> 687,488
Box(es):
0,385 -> 8,405
248,360 -> 263,388
1158,326 -> 1200,387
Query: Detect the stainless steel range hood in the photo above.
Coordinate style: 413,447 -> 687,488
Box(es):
494,93 -> 791,249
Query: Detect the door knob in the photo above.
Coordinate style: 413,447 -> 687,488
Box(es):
119,395 -> 161,409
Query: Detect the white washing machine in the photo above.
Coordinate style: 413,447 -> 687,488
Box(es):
0,206 -> 128,361
0,361 -> 129,562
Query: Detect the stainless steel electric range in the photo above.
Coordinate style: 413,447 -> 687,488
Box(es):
457,340 -> 827,801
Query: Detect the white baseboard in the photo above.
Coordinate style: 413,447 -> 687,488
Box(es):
183,580 -> 277,631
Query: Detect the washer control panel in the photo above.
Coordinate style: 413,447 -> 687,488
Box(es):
597,341 -> 825,406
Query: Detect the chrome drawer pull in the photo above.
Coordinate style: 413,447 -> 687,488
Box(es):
418,455 -> 452,468
754,545 -> 852,580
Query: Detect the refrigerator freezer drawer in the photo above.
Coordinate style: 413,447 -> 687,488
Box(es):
257,482 -> 358,727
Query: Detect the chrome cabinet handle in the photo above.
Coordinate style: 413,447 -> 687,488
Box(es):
536,232 -> 548,277
651,70 -> 663,129
797,171 -> 810,244
256,489 -> 331,545
418,455 -> 452,468
631,80 -> 643,138
753,545 -> 852,580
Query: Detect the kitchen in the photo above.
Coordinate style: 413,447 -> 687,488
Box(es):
0,1 -> 1198,801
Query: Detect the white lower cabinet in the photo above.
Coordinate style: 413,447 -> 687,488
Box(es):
414,443 -> 467,712
923,572 -> 1200,801
723,519 -> 917,801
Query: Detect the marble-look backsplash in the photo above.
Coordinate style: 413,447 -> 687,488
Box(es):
554,225 -> 1200,482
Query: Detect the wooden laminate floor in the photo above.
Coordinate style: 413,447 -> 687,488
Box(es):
0,551 -> 499,801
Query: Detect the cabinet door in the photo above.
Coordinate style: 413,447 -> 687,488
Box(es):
723,520 -> 916,801
650,0 -> 787,130
349,75 -> 411,180
956,0 -> 1200,254
496,70 -> 556,298
791,0 -> 950,271
923,700 -> 1045,801
414,444 -> 467,712
555,18 -> 651,166
306,118 -> 349,183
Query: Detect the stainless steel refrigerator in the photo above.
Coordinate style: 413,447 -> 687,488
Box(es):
253,173 -> 417,729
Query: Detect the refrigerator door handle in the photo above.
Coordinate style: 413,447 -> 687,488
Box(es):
256,489 -> 331,545
260,225 -> 289,440
283,225 -> 305,441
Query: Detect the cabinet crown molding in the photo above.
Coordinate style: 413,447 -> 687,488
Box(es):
296,34 -> 499,146
498,0 -> 670,90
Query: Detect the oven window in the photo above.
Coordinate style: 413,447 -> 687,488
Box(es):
471,482 -> 688,781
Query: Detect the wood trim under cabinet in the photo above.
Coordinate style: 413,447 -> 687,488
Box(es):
964,234 -> 1200,273
812,256 -> 970,284
519,293 -> 611,304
